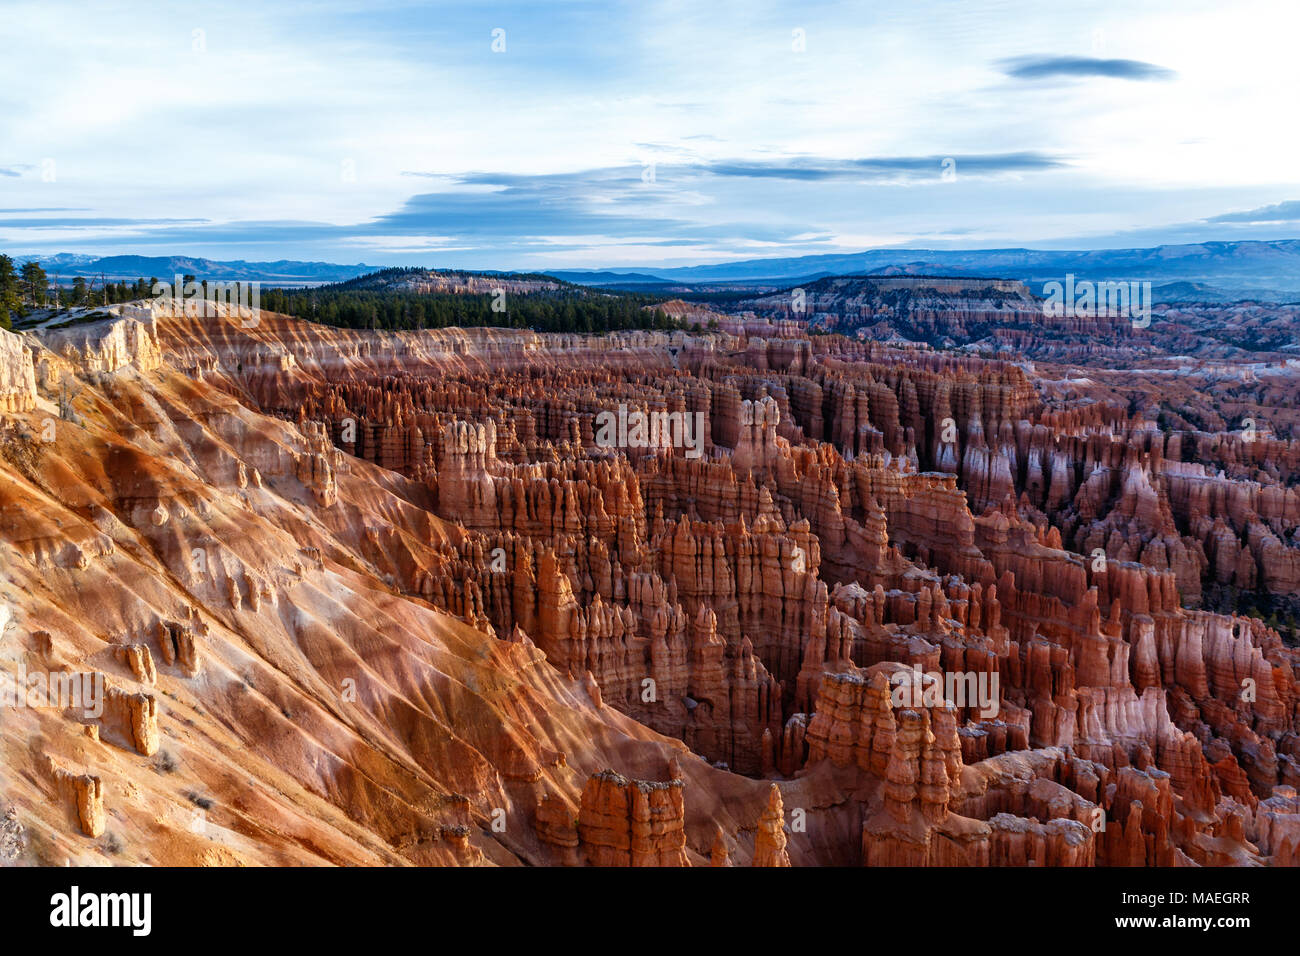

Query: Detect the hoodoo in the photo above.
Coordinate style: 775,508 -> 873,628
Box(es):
1,299 -> 1294,868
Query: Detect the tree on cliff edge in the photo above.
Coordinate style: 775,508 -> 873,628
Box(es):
20,260 -> 47,308
0,255 -> 18,328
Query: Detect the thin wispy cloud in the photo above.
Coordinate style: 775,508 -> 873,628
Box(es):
697,153 -> 1067,181
1209,200 -> 1300,223
444,153 -> 1065,189
999,56 -> 1177,82
0,217 -> 208,227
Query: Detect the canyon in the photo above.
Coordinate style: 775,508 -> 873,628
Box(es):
0,294 -> 1298,867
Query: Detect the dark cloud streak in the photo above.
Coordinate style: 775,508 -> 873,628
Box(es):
999,56 -> 1176,81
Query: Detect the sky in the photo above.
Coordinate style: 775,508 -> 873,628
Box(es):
2,0 -> 1299,270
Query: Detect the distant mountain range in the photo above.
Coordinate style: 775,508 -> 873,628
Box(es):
11,254 -> 375,286
557,240 -> 1300,301
12,239 -> 1300,301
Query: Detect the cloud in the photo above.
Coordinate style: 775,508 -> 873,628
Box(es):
439,152 -> 1066,192
999,56 -> 1176,82
372,185 -> 691,238
0,148 -> 1097,267
0,168 -> 22,178
697,153 -> 1067,181
1208,200 -> 1300,223
361,154 -> 1069,250
0,217 -> 208,227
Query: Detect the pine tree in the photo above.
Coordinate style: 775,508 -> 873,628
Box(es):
20,260 -> 47,307
0,255 -> 18,322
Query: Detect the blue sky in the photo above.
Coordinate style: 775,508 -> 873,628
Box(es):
2,0 -> 1299,269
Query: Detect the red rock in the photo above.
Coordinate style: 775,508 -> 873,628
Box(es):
752,784 -> 790,867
